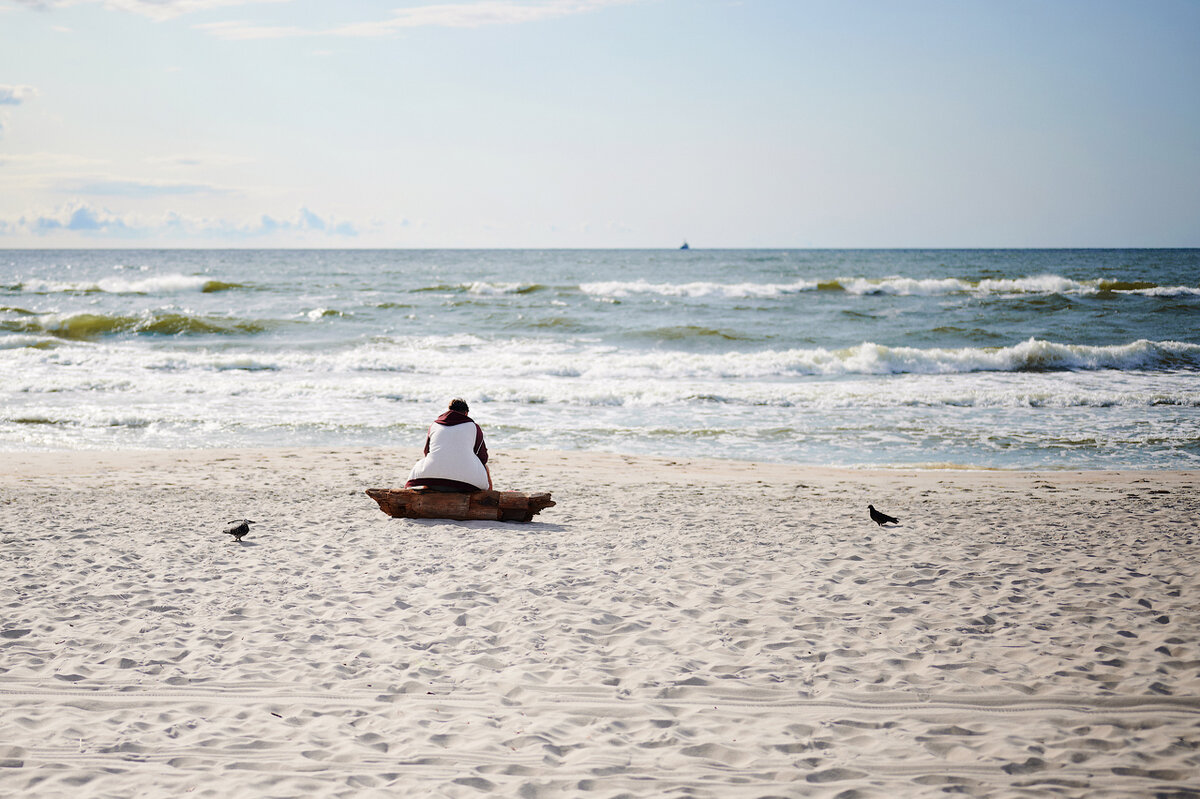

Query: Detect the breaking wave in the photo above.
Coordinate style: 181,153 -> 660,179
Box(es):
808,338 -> 1200,375
8,274 -> 246,294
106,336 -> 1195,378
412,281 -> 546,295
581,279 -> 819,298
0,311 -> 272,340
341,337 -> 1200,378
580,275 -> 1200,299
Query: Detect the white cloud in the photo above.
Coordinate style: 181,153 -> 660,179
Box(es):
55,177 -> 234,197
334,0 -> 639,36
196,0 -> 639,40
0,84 -> 38,137
0,201 -> 360,239
0,152 -> 108,170
10,0 -> 294,23
192,18 -> 307,39
0,84 -> 38,105
12,0 -> 639,39
144,152 -> 252,167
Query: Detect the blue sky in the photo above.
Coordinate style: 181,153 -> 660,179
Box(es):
1,0 -> 1198,247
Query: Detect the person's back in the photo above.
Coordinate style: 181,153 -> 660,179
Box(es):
406,398 -> 491,492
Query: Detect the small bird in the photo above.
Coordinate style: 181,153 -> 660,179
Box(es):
868,505 -> 899,526
224,519 -> 255,541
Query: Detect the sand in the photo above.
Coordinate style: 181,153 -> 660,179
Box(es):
1,446 -> 1199,798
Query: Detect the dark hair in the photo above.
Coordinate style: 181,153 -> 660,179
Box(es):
448,398 -> 469,414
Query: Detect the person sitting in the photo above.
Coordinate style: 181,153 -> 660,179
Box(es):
406,398 -> 492,492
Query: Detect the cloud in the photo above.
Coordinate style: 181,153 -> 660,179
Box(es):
333,0 -> 639,35
145,151 -> 253,166
191,18 -> 307,39
57,177 -> 233,197
10,0 -> 293,22
195,0 -> 639,40
0,84 -> 38,105
20,203 -> 135,235
13,0 -> 638,38
144,152 -> 253,167
0,84 -> 37,136
0,202 -> 359,239
256,207 -> 357,237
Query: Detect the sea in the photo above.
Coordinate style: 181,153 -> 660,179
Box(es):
2,249 -> 1198,470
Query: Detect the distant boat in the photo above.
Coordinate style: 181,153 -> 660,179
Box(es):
679,241 -> 690,250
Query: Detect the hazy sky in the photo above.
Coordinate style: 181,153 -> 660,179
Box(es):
1,0 -> 1198,247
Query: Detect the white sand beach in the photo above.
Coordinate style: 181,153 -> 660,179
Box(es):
1,447 -> 1198,798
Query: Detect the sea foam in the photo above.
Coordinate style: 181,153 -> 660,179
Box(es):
15,274 -> 241,294
580,279 -> 820,298
579,275 -> 1199,299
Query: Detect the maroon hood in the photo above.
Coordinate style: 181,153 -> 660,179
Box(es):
435,410 -> 472,426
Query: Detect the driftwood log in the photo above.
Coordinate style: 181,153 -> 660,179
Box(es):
366,488 -> 555,523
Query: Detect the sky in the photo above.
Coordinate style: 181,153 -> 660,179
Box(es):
1,0 -> 1198,248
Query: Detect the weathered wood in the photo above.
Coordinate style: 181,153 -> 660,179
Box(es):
366,488 -> 555,523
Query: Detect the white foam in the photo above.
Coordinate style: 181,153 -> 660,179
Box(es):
61,336 -> 1200,380
19,273 -> 213,294
839,277 -> 970,295
0,334 -> 51,350
5,337 -> 1197,411
579,275 -> 1199,299
580,279 -> 820,298
464,281 -> 538,295
1124,286 -> 1200,297
974,275 -> 1090,295
4,337 -> 1197,466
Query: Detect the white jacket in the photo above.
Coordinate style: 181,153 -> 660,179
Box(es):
407,419 -> 489,490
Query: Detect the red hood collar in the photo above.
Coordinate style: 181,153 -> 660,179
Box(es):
435,410 -> 473,426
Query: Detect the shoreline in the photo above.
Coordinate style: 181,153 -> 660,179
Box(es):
3,443 -> 1197,479
3,446 -> 1198,797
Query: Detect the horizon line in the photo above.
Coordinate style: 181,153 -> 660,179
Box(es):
2,245 -> 1199,252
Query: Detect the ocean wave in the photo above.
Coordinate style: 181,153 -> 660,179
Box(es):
630,325 -> 757,342
11,274 -> 245,294
0,334 -> 56,350
2,311 -> 272,340
467,281 -> 545,295
580,279 -> 819,298
835,277 -> 972,295
223,336 -> 1200,378
6,354 -> 1198,414
579,275 -> 1200,299
421,338 -> 1200,379
795,338 -> 1200,375
412,281 -> 545,295
1116,285 -> 1200,297
303,307 -> 345,320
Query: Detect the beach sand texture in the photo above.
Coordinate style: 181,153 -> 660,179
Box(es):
2,448 -> 1199,798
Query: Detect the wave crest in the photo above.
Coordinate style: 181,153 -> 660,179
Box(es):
828,338 -> 1200,375
580,279 -> 818,298
331,336 -> 1200,379
13,274 -> 246,294
2,311 -> 270,340
580,275 -> 1199,299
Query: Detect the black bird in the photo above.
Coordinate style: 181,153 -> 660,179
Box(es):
868,505 -> 899,526
224,519 -> 255,541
